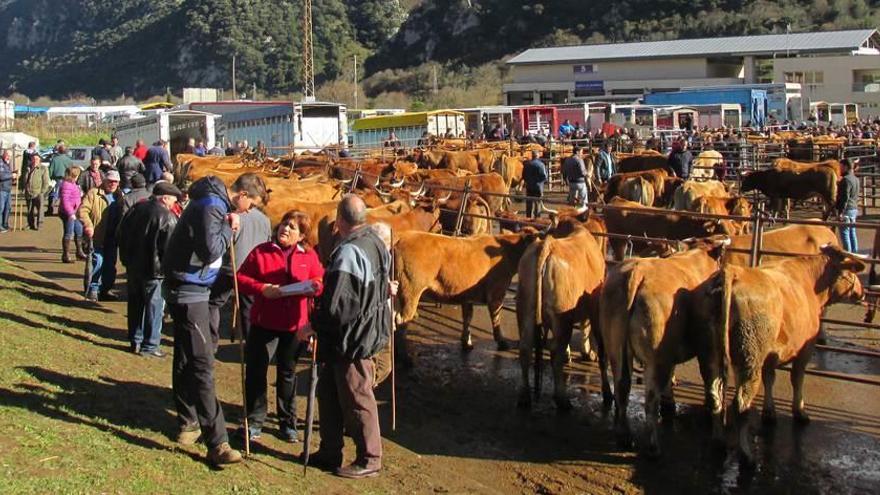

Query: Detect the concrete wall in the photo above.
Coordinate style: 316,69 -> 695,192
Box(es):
511,57 -> 711,84
772,54 -> 880,118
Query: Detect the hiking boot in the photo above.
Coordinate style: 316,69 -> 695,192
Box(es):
139,349 -> 166,358
74,236 -> 87,260
207,442 -> 242,466
177,424 -> 202,445
98,291 -> 119,302
130,343 -> 141,354
236,425 -> 262,443
62,239 -> 74,264
298,450 -> 342,471
335,463 -> 381,479
279,423 -> 299,443
85,290 -> 99,302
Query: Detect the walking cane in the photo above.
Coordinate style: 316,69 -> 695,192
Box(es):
229,236 -> 250,457
389,233 -> 397,432
302,335 -> 319,475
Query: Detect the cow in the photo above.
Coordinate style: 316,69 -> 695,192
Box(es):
740,166 -> 838,220
617,154 -> 672,174
671,180 -> 728,211
498,154 -> 525,192
394,231 -> 539,358
468,148 -> 497,174
618,176 -> 655,206
603,197 -> 734,260
700,246 -> 865,463
692,196 -> 752,235
722,223 -> 839,267
773,157 -> 843,176
420,173 -> 509,216
599,237 -> 729,454
691,149 -> 724,179
516,219 -> 608,411
416,149 -> 480,174
603,169 -> 669,205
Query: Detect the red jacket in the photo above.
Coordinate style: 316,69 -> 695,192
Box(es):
237,241 -> 324,332
133,145 -> 148,161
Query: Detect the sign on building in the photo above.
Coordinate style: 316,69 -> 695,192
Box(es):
573,64 -> 597,74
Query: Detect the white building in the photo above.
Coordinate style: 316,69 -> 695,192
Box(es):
504,29 -> 880,119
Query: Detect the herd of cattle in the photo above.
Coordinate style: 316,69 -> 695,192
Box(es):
173,141 -> 868,464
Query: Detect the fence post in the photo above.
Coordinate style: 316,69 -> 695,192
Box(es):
749,203 -> 764,268
349,163 -> 362,194
453,180 -> 472,237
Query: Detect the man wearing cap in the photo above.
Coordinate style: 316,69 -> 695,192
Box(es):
78,170 -> 124,301
121,173 -> 150,217
119,182 -> 181,356
21,154 -> 51,231
117,146 -> 145,193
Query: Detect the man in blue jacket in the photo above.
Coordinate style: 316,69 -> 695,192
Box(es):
144,140 -> 173,186
0,149 -> 16,232
162,173 -> 267,466
522,150 -> 547,218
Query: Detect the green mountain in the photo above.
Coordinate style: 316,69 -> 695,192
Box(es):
1,0 -> 877,100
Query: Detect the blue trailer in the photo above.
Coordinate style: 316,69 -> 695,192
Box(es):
644,88 -> 768,127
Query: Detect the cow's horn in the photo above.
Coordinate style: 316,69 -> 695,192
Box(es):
540,202 -> 558,215
339,178 -> 353,184
390,178 -> 406,188
411,184 -> 426,198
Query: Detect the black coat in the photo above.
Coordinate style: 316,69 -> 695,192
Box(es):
119,199 -> 178,279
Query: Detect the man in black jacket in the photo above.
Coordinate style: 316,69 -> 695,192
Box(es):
300,194 -> 391,479
119,182 -> 180,357
522,150 -> 547,218
162,174 -> 264,467
667,138 -> 693,179
117,146 -> 145,193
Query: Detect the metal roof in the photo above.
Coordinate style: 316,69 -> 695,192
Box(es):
507,29 -> 879,65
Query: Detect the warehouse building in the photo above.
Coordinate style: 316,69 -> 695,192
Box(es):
504,29 -> 880,119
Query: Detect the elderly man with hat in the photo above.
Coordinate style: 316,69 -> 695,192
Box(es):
78,169 -> 124,301
119,182 -> 182,356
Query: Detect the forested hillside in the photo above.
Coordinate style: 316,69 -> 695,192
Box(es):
1,0 -> 878,103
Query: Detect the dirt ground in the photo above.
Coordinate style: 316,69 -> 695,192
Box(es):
1,214 -> 879,494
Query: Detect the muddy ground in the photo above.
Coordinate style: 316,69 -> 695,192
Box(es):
1,213 -> 878,494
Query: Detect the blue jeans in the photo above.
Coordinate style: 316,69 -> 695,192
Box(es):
0,190 -> 10,230
568,181 -> 588,206
61,215 -> 83,240
841,208 -> 859,253
88,244 -> 118,294
128,277 -> 165,351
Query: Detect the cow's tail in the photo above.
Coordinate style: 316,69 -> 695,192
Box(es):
534,238 -> 554,327
622,267 -> 644,382
716,269 -> 734,418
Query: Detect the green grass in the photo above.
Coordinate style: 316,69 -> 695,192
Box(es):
0,259 -> 372,494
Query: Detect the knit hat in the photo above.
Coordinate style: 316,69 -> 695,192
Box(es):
153,182 -> 182,199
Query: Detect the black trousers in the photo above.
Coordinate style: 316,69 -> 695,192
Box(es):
209,273 -> 254,343
245,325 -> 305,429
169,301 -> 228,449
27,195 -> 43,229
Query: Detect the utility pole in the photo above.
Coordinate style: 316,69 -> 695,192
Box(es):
253,82 -> 257,101
232,54 -> 237,101
301,0 -> 316,102
432,65 -> 438,95
353,54 -> 358,108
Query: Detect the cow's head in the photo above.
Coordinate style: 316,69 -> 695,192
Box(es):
678,235 -> 731,261
820,244 -> 867,303
739,171 -> 758,192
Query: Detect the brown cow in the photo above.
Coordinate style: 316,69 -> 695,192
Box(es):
600,237 -> 728,454
618,176 -> 655,206
671,180 -> 728,211
700,246 -> 865,463
773,157 -> 843,176
394,231 -> 538,355
603,169 -> 668,205
498,154 -> 525,191
516,220 -> 608,411
603,197 -> 733,260
740,166 -> 838,220
421,172 -> 509,215
617,154 -> 672,174
692,196 -> 752,235
722,223 -> 839,266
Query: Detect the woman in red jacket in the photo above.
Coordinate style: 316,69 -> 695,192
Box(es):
236,210 -> 324,443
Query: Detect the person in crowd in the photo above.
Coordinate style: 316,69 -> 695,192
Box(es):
21,154 -> 51,231
47,141 -> 72,216
561,147 -> 589,207
534,127 -> 548,146
184,137 -> 197,155
162,174 -> 267,466
133,139 -> 149,162
195,139 -> 207,157
667,138 -> 693,180
209,173 -> 271,347
239,140 -> 251,154
0,149 -> 17,233
596,142 -> 615,183
558,119 -> 575,138
522,150 -> 547,218
225,142 -> 236,156
144,140 -> 173,186
208,142 -> 225,156
383,132 -> 401,149
117,146 -> 145,193
235,210 -> 324,443
22,141 -> 38,174
109,135 -> 123,165
78,169 -> 123,301
837,158 -> 861,253
78,155 -> 103,195
119,182 -> 181,357
58,167 -> 85,263
92,138 -> 112,164
120,173 -> 151,217
299,194 -> 390,479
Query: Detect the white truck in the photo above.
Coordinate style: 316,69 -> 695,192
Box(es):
113,109 -> 218,159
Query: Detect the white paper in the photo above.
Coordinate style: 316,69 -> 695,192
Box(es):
279,280 -> 315,296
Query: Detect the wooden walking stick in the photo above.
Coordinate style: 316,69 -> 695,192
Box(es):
389,230 -> 397,432
229,236 -> 250,457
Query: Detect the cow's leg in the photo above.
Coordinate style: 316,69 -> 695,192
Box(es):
580,321 -> 599,362
734,372 -> 761,466
643,362 -> 662,457
608,335 -> 633,447
611,239 -> 626,261
659,365 -> 677,420
698,354 -> 726,444
487,299 -> 510,351
460,303 -> 474,351
517,314 -> 535,409
550,317 -> 574,412
396,285 -> 426,369
791,345 -> 814,424
760,355 -> 778,425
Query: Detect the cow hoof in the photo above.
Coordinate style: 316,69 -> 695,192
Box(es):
761,409 -> 777,426
554,397 -> 573,413
580,350 -> 598,362
495,339 -> 511,352
793,410 -> 811,425
460,341 -> 474,352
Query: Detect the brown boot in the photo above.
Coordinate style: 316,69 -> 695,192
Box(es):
74,235 -> 87,260
207,442 -> 242,466
62,239 -> 74,264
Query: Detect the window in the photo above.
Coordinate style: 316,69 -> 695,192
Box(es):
784,71 -> 824,87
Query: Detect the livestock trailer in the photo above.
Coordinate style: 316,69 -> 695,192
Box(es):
644,87 -> 768,127
219,101 -> 348,154
113,110 -> 218,158
350,110 -> 465,147
458,106 -> 515,138
809,102 -> 859,125
511,106 -> 558,138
